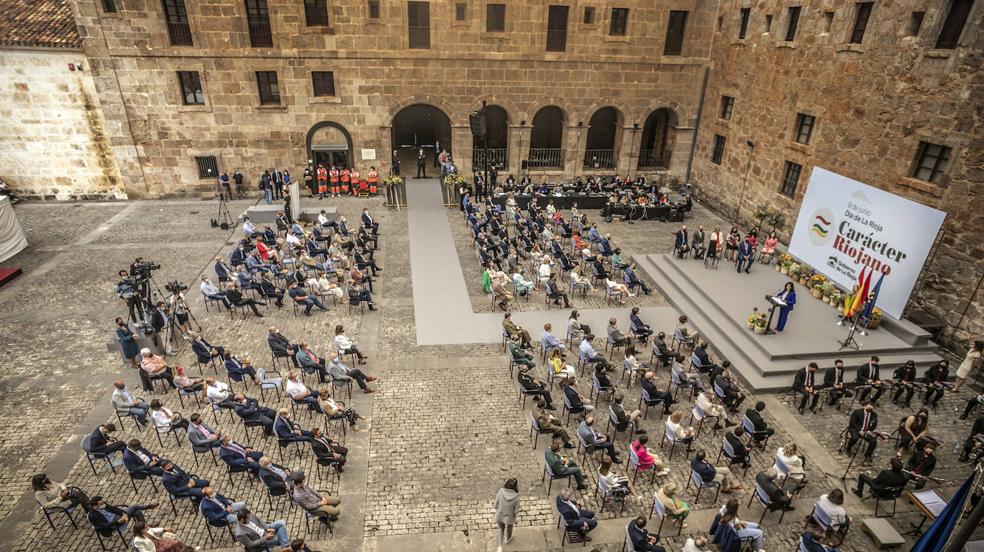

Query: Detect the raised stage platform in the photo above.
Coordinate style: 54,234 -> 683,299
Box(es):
635,253 -> 943,390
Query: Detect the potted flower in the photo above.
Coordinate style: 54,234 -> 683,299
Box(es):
863,307 -> 883,330
746,307 -> 760,330
820,281 -> 835,302
829,290 -> 843,310
787,262 -> 801,280
752,312 -> 768,335
798,266 -> 814,287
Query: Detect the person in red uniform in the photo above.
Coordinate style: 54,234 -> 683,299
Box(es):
316,164 -> 328,199
340,168 -> 351,195
367,167 -> 379,195
329,166 -> 340,197
348,168 -> 360,196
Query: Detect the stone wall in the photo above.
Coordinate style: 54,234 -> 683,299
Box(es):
689,0 -> 984,351
0,48 -> 126,200
70,0 -> 717,196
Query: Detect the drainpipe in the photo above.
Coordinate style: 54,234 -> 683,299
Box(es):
686,66 -> 710,186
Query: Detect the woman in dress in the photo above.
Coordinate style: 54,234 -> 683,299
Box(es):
32,474 -> 90,511
725,227 -> 741,261
115,317 -> 140,369
131,521 -> 197,552
759,232 -> 779,263
657,482 -> 690,529
954,340 -> 983,392
598,457 -> 635,499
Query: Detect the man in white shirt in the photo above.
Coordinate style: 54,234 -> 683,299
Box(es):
242,217 -> 256,237
696,390 -> 734,430
333,325 -> 367,364
682,536 -> 709,552
285,372 -> 324,413
579,334 -> 612,372
285,232 -> 301,249
199,275 -> 231,309
205,377 -> 235,408
111,381 -> 149,426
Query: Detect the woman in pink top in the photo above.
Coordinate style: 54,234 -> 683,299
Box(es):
759,232 -> 779,263
631,435 -> 668,473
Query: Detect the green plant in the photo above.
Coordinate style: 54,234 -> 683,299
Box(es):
767,211 -> 787,233
381,175 -> 403,187
752,206 -> 772,234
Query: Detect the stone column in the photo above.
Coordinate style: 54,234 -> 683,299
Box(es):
289,178 -> 301,219
619,124 -> 642,178
451,124 -> 472,176
509,123 -> 530,177
671,124 -> 697,177
566,124 -> 588,179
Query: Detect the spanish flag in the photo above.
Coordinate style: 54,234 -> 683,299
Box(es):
847,266 -> 872,318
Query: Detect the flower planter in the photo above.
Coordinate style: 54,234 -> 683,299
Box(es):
837,306 -> 844,315
864,320 -> 881,330
775,264 -> 781,272
780,267 -> 789,275
753,325 -> 767,335
810,289 -> 823,299
746,322 -> 755,330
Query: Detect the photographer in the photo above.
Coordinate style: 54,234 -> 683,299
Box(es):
116,270 -> 145,323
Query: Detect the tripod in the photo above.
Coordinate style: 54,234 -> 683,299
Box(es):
162,292 -> 201,357
215,194 -> 233,229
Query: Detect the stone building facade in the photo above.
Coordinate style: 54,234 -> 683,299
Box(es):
689,0 -> 983,349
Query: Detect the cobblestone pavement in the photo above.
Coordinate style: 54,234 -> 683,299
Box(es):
0,191 -> 980,552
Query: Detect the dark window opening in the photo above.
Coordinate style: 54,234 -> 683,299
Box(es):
610,7 -> 629,36
245,0 -> 273,47
256,71 -> 280,105
794,113 -> 816,144
304,0 -> 329,26
907,11 -> 925,35
664,10 -> 688,55
103,0 -> 117,13
455,2 -> 466,21
177,71 -> 204,105
738,7 -> 750,38
912,141 -> 952,184
312,71 -> 335,97
487,3 -> 505,32
162,0 -> 193,45
720,96 -> 734,120
546,5 -> 569,52
583,6 -> 595,24
408,1 -> 431,48
195,156 -> 219,179
936,0 -> 973,48
849,2 -> 873,44
368,0 -> 380,18
780,161 -> 802,197
711,135 -> 726,164
785,6 -> 801,40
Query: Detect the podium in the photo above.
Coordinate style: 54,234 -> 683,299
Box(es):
763,295 -> 787,335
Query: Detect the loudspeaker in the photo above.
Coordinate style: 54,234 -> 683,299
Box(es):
469,112 -> 487,137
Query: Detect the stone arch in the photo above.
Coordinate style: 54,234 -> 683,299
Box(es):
583,106 -> 624,169
520,99 -> 570,126
638,108 -> 680,170
389,95 -> 461,125
629,99 -> 692,128
306,120 -> 354,170
465,97 -> 520,125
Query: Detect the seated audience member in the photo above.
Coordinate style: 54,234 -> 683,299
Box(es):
692,449 -> 742,493
161,461 -> 209,500
598,456 -> 635,498
173,366 -> 204,393
32,473 -> 90,512
696,390 -> 733,430
605,277 -> 633,304
958,414 -> 984,462
318,385 -> 364,429
288,283 -> 327,316
682,537 -> 710,552
651,332 -> 673,366
718,498 -> 765,552
852,457 -> 907,498
512,267 -> 534,296
556,487 -> 596,538
258,456 -> 301,493
334,324 -> 367,364
508,334 -> 536,368
745,401 -> 775,444
771,442 -> 807,491
561,379 -> 594,414
657,481 -> 690,528
667,410 -> 697,446
577,415 -> 621,463
139,349 -> 177,389
295,342 -> 329,382
535,400 -> 573,447
87,495 -> 157,537
755,471 -> 795,512
814,489 -> 850,534
715,370 -> 746,411
611,393 -> 642,433
292,473 -> 341,523
544,273 -> 572,308
672,355 -> 704,394
274,408 -> 314,443
224,282 -> 265,317
112,380 -> 150,427
631,434 -> 669,476
906,443 -> 937,489
200,276 -> 231,310
623,264 -> 652,296
205,377 -> 235,408
579,334 -> 613,372
187,414 -> 223,450
518,367 -> 555,409
623,345 -> 648,385
676,315 -> 699,346
223,352 -> 260,385
311,426 -> 347,469
268,327 -> 300,368
88,422 -> 126,457
641,371 -> 675,414
348,282 -> 377,311
233,509 -> 291,552
800,531 -> 842,552
233,394 -> 276,436
546,441 -> 588,490
219,436 -> 263,475
190,332 -> 224,365
691,342 -> 717,374
502,313 -> 532,348
628,515 -> 665,552
607,318 -> 630,349
549,349 -> 576,382
629,307 -> 653,340
541,323 -> 566,354
725,426 -> 751,468
123,439 -> 167,477
199,486 -> 247,525
285,372 -> 323,412
328,351 -> 377,393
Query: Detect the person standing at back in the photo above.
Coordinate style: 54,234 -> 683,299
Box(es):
494,478 -> 520,552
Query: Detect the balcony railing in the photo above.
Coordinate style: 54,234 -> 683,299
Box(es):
583,149 -> 616,169
166,22 -> 193,46
526,148 -> 564,169
472,148 -> 508,170
638,150 -> 670,169
248,22 -> 274,47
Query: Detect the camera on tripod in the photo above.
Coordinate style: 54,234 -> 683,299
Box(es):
131,260 -> 161,277
165,280 -> 188,294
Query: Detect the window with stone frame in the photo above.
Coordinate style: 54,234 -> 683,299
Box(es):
408,1 -> 431,49
765,14 -> 773,32
779,161 -> 802,197
794,113 -> 816,144
162,0 -> 193,46
255,71 -> 281,105
312,71 -> 336,97
367,0 -> 380,18
848,2 -> 873,44
738,7 -> 750,38
245,0 -> 273,47
911,141 -> 952,184
664,10 -> 688,55
487,3 -> 506,32
610,7 -> 629,36
304,0 -> 330,26
720,95 -> 734,120
546,5 -> 569,51
583,6 -> 595,24
177,71 -> 204,105
455,2 -> 466,21
785,6 -> 801,41
935,0 -> 973,49
907,11 -> 925,36
195,156 -> 219,179
102,0 -> 117,13
711,135 -> 726,164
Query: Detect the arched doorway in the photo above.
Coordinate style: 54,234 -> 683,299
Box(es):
528,105 -> 564,169
472,105 -> 509,170
638,108 -> 678,170
306,121 -> 353,171
583,106 -> 622,169
391,104 -> 452,176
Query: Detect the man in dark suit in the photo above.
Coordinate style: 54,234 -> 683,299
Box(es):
793,362 -> 821,414
556,487 -> 596,538
845,402 -> 879,462
258,457 -> 301,493
852,457 -> 907,498
627,515 -> 665,551
640,371 -> 675,413
219,436 -> 263,475
161,461 -> 209,500
725,426 -> 750,467
87,496 -> 156,537
87,423 -> 126,456
651,333 -> 672,366
267,327 -> 299,368
856,356 -> 884,404
736,238 -> 754,273
744,402 -> 775,444
311,426 -> 347,470
824,359 -> 851,407
906,444 -> 937,490
715,371 -> 745,411
224,283 -> 264,317
122,439 -> 166,477
544,274 -> 571,308
191,333 -> 224,365
233,394 -> 276,436
673,225 -> 689,258
629,307 -> 653,340
755,471 -> 795,511
361,208 -> 379,235
623,264 -> 652,295
518,367 -> 555,409
691,342 -> 717,373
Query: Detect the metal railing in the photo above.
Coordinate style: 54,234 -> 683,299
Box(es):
408,27 -> 430,48
638,150 -> 670,169
472,148 -> 508,170
583,149 -> 616,169
526,148 -> 563,169
248,22 -> 274,47
166,22 -> 193,46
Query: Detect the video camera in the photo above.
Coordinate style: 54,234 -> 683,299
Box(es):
131,260 -> 161,277
164,280 -> 188,294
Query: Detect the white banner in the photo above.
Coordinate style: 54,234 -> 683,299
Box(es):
788,167 -> 946,319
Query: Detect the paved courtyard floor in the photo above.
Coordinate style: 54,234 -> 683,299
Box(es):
0,181 -> 981,552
